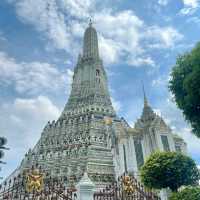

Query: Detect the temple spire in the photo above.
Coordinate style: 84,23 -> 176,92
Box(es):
142,83 -> 148,107
141,83 -> 155,122
62,21 -> 114,115
83,20 -> 99,59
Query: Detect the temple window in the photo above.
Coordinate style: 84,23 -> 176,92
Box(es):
123,144 -> 128,173
175,144 -> 182,152
161,135 -> 170,151
134,139 -> 144,169
96,69 -> 100,76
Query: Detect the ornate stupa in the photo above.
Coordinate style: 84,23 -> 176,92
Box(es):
17,22 -> 117,188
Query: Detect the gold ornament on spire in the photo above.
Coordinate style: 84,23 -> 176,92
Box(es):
104,117 -> 113,125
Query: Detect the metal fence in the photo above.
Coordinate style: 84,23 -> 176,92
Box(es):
94,173 -> 161,200
0,167 -> 77,200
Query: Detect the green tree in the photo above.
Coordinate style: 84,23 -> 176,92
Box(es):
169,42 -> 200,137
169,187 -> 200,200
140,151 -> 200,192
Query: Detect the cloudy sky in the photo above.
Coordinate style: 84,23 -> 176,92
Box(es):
0,0 -> 200,179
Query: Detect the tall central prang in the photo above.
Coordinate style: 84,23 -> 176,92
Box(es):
62,21 -> 115,117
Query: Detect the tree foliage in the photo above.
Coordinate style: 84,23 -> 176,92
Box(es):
169,187 -> 200,200
140,151 -> 200,192
169,42 -> 200,137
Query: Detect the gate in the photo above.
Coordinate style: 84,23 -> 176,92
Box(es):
94,173 -> 161,200
0,167 -> 77,200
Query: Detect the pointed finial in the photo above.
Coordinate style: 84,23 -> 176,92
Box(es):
142,82 -> 148,107
89,18 -> 92,27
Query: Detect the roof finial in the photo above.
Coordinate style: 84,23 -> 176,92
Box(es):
142,82 -> 148,107
89,17 -> 92,27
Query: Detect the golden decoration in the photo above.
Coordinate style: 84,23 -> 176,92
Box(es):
122,175 -> 136,195
104,117 -> 113,125
26,169 -> 44,193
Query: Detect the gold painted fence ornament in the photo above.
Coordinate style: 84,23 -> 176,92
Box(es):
122,175 -> 136,195
26,169 -> 44,193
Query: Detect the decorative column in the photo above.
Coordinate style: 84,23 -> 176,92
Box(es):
76,172 -> 95,200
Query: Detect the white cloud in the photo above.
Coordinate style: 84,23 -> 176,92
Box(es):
128,56 -> 156,67
95,10 -> 149,66
13,96 -> 60,122
99,36 -> 120,64
60,0 -> 93,19
152,77 -> 164,87
158,0 -> 169,6
111,97 -> 122,113
7,0 -> 183,67
145,26 -> 184,49
9,0 -> 92,54
152,75 -> 170,87
180,0 -> 200,15
15,0 -> 70,50
95,10 -> 182,66
186,16 -> 200,24
176,127 -> 200,160
0,31 -> 7,42
0,51 -> 73,95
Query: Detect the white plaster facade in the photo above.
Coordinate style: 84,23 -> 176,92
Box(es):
111,97 -> 187,177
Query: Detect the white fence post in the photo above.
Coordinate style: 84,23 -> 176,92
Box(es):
76,172 -> 95,200
160,188 -> 171,200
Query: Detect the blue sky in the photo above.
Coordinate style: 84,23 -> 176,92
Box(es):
0,0 -> 200,179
